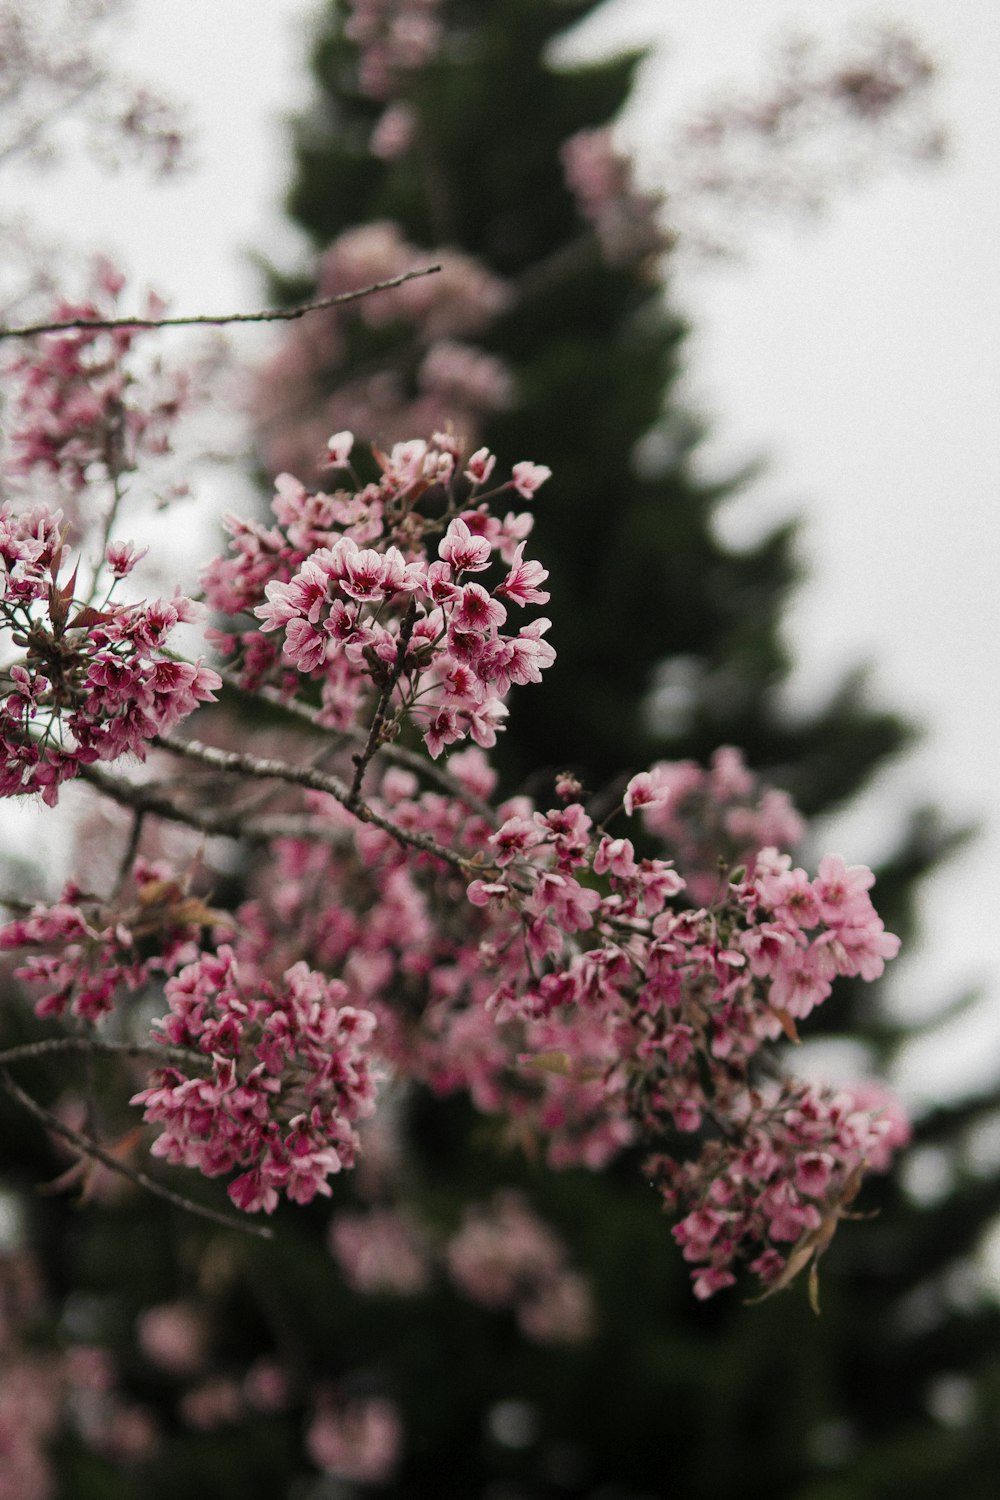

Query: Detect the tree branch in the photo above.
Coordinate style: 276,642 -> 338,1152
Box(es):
79,761 -> 249,838
0,1067 -> 275,1239
346,597 -> 418,810
152,733 -> 475,874
214,669 -> 498,822
0,265 -> 441,340
0,1036 -> 204,1069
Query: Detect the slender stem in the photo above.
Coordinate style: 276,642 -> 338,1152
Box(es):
153,733 -> 474,874
79,762 -> 247,838
0,266 -> 441,341
112,807 -> 145,900
0,1037 -> 204,1069
346,598 -> 417,810
0,1068 -> 274,1240
214,669 -> 498,822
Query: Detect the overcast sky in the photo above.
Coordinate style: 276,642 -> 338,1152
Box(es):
7,0 -> 998,1106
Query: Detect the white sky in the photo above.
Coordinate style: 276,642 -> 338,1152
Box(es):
6,0 -> 999,1106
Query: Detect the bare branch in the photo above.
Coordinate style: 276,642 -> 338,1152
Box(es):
346,597 -> 418,811
214,668 -> 499,822
0,1036 -> 204,1068
0,1066 -> 275,1239
153,732 -> 475,875
0,265 -> 441,340
78,761 -> 249,838
74,764 -> 451,854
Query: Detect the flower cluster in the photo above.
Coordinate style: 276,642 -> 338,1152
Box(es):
132,947 -> 378,1214
344,0 -> 442,101
561,127 -> 673,267
660,1077 -> 910,1300
221,719 -> 901,1295
445,1191 -> 594,1344
329,1205 -> 431,1296
627,744 -> 806,903
427,765 -> 902,1294
328,1191 -> 594,1344
306,1393 -> 402,1486
253,223 -> 512,475
0,859 -> 223,1021
205,432 -> 553,757
3,258 -> 188,497
0,329 -> 905,1297
659,24 -> 944,259
0,504 -> 219,803
0,1248 -> 159,1495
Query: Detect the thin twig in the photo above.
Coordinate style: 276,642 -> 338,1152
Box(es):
347,598 -> 418,810
0,265 -> 441,340
78,763 -> 349,848
214,668 -> 498,822
70,772 -> 431,852
0,1036 -> 204,1069
112,806 -> 145,900
152,733 -> 474,875
0,1067 -> 274,1239
79,762 -> 247,838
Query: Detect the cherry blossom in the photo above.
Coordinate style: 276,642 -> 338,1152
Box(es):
0,287 -> 906,1303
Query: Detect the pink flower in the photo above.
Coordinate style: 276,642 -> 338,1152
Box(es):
370,102 -> 415,159
329,1207 -> 430,1295
445,1191 -> 592,1342
256,559 -> 330,631
623,766 -> 672,816
510,461 -> 551,498
464,446 -> 496,485
137,1302 -> 206,1375
794,1152 -> 835,1198
497,541 -> 550,606
341,546 -> 393,601
505,618 -> 556,685
453,581 -> 506,632
489,815 -> 544,865
594,835 -> 638,879
438,516 -> 492,573
105,540 -> 148,578
692,1266 -> 737,1300
838,1080 -> 910,1171
324,429 -> 355,466
307,1396 -> 402,1484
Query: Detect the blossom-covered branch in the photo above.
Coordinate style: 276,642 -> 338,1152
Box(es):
0,270 -> 905,1304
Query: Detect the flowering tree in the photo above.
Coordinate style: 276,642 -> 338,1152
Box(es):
0,272 -> 904,1268
1,7 -> 991,1499
0,266 -> 912,1490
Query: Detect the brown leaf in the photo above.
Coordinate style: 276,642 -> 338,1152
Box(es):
137,877 -> 186,907
526,1050 -> 574,1076
770,1006 -> 801,1044
67,605 -> 116,630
